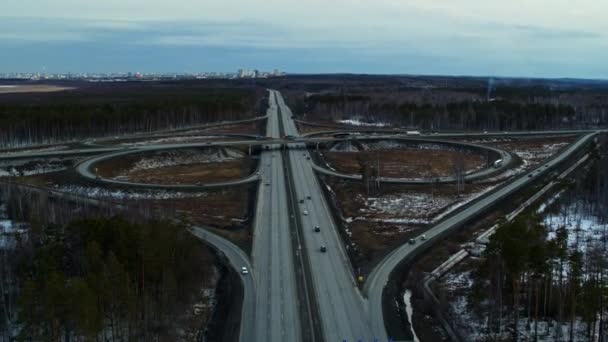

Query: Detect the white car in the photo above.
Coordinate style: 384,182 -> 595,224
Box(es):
241,267 -> 249,275
303,210 -> 309,216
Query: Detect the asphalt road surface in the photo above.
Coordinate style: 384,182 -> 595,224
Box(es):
275,90 -> 384,342
189,226 -> 256,341
249,90 -> 302,342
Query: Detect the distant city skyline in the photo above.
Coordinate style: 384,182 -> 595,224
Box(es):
2,0 -> 607,79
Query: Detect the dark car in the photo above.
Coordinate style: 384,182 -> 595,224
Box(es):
320,245 -> 327,252
313,226 -> 320,232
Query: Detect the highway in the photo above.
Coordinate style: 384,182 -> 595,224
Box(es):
363,130 -> 599,338
276,91 -> 383,342
1,87 -> 603,342
249,90 -> 302,342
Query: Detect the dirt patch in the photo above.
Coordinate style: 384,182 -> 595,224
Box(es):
323,148 -> 485,179
127,160 -> 253,184
95,147 -> 254,184
325,179 -> 498,272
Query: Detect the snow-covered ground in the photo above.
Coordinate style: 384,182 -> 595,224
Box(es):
118,135 -> 225,147
0,145 -> 69,156
441,267 -> 595,341
543,201 -> 608,254
335,118 -> 389,127
56,185 -> 209,200
349,185 -> 497,226
0,204 -> 28,249
442,264 -> 602,341
403,289 -> 420,342
513,142 -> 570,164
110,148 -> 245,180
0,159 -> 69,177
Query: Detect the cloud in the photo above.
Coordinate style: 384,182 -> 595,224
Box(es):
0,1 -> 607,78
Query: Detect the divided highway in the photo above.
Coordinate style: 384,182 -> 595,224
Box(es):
276,91 -> 384,342
2,88 -> 602,342
249,91 -> 302,341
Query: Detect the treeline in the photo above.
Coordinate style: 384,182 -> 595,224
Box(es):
7,217 -> 213,341
0,85 -> 263,148
302,94 -> 589,130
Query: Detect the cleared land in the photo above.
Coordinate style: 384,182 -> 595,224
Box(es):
95,148 -> 254,184
322,146 -> 486,179
324,179 -> 497,272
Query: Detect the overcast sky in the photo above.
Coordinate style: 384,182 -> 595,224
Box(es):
2,0 -> 607,78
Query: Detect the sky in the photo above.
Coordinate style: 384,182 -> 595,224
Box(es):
1,0 -> 607,78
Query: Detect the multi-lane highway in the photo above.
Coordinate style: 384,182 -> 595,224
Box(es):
249,90 -> 302,342
276,91 -> 384,341
1,87 -> 602,342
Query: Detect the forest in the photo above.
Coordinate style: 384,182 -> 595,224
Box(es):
278,75 -> 608,131
1,215 -> 215,341
0,82 -> 264,148
467,140 -> 608,341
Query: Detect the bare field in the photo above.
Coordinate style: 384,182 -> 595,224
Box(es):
95,148 -> 254,184
0,84 -> 74,94
325,179 -> 498,272
200,122 -> 262,135
472,135 -> 576,167
322,148 -> 486,179
127,160 -> 253,184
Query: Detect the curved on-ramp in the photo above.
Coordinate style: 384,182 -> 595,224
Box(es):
311,137 -> 513,184
75,145 -> 260,191
188,226 -> 256,342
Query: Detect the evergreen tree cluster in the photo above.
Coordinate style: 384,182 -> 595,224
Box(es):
15,217 -> 212,340
473,211 -> 607,341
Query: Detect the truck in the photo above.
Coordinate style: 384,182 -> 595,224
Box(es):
406,130 -> 421,136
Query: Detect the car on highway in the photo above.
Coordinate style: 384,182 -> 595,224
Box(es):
320,245 -> 327,252
313,226 -> 320,232
265,181 -> 270,186
408,238 -> 416,245
303,210 -> 309,215
299,199 -> 305,203
306,195 -> 312,200
241,267 -> 249,275
421,234 -> 427,240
